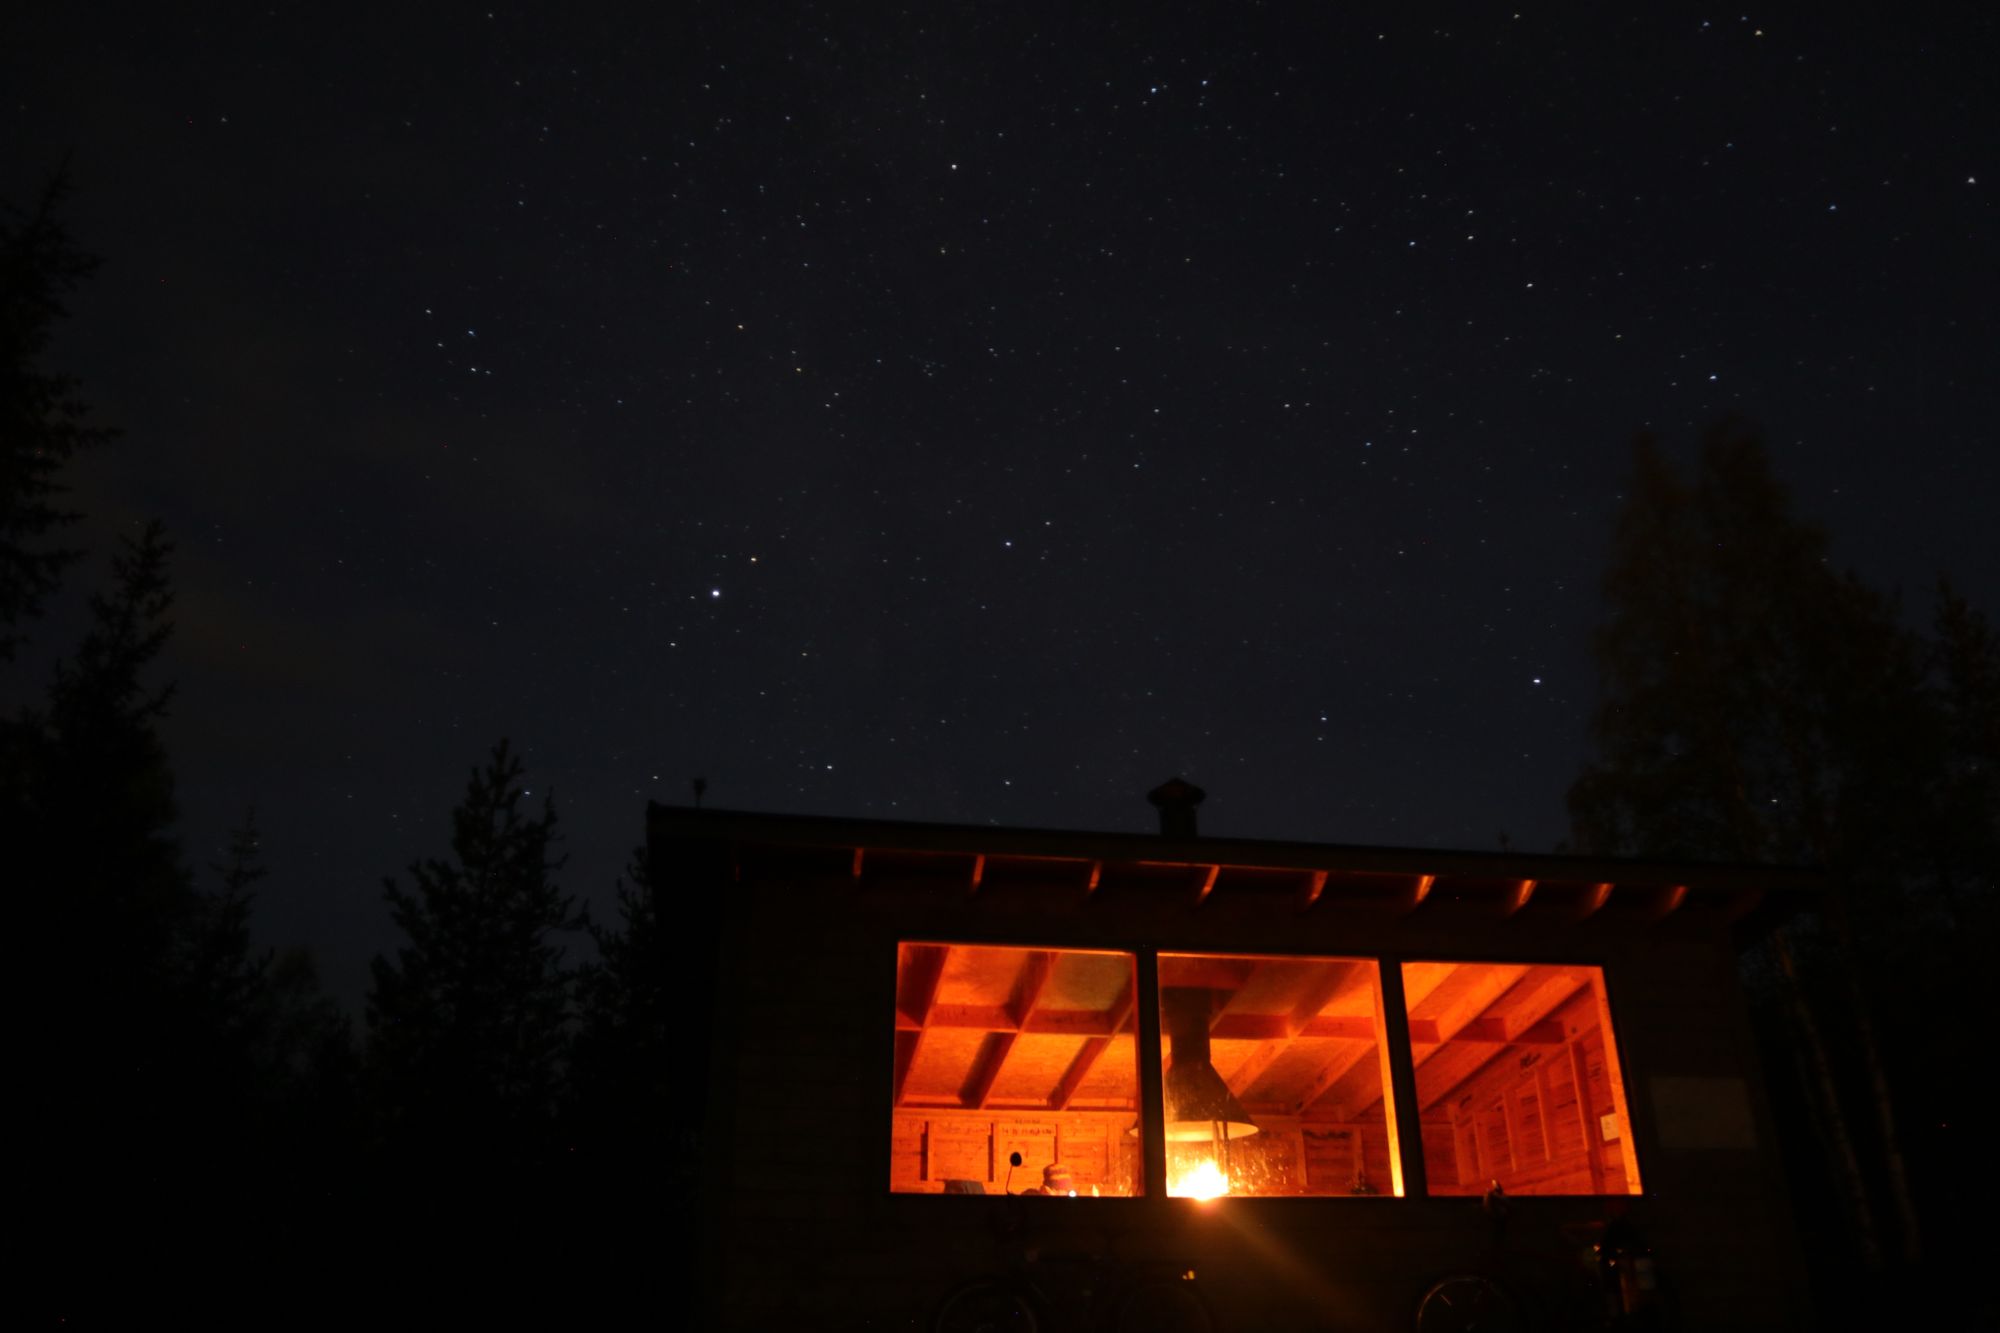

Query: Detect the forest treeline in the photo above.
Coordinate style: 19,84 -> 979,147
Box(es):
8,181 -> 1994,1324
7,180 -> 681,1324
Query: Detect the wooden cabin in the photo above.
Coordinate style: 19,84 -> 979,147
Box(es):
655,786 -> 1814,1331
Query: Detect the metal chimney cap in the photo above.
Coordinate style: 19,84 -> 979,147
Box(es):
1147,776 -> 1206,809
1147,777 -> 1206,837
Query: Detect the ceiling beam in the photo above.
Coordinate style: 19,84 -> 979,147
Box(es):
960,1032 -> 1018,1109
1009,950 -> 1055,1028
891,943 -> 949,1106
1049,1036 -> 1111,1110
1415,970 -> 1590,1112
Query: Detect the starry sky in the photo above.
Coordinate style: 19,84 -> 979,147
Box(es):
7,4 -> 1994,1004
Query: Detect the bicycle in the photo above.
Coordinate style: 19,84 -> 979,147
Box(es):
930,1154 -> 1216,1333
1413,1187 -> 1629,1333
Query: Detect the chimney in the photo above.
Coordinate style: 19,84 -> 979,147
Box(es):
1147,777 -> 1206,838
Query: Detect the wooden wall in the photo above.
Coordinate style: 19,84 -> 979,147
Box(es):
890,1109 -> 1142,1194
677,844 -> 1811,1331
1423,987 -> 1633,1195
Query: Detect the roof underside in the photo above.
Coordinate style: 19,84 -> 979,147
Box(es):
648,803 -> 1814,925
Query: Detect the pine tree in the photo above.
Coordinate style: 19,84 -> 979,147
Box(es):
12,521 -> 208,1311
573,846 -> 666,1103
367,741 -> 584,1164
571,846 -> 679,1167
1,169 -> 118,661
17,521 -> 192,1049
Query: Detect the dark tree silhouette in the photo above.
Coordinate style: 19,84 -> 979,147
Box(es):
1569,420 -> 1997,1301
566,843 -> 720,1313
572,846 -> 670,1130
3,184 -> 349,1320
368,740 -> 584,1163
12,522 -> 208,1315
0,170 -> 118,661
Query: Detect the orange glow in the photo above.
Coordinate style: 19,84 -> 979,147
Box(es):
1171,1158 -> 1231,1200
1400,961 -> 1642,1196
890,942 -> 1145,1196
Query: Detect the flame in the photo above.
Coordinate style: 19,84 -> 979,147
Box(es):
1171,1158 -> 1231,1200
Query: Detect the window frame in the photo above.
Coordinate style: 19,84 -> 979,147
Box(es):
888,939 -> 1646,1202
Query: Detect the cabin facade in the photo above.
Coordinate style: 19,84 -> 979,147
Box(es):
655,790 -> 1813,1331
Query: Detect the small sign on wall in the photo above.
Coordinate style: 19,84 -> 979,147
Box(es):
1599,1112 -> 1622,1143
1649,1075 -> 1758,1151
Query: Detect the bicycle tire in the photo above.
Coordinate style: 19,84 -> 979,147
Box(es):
1414,1272 -> 1524,1333
1115,1275 -> 1216,1333
931,1276 -> 1040,1333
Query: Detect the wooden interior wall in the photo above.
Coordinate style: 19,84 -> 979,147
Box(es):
890,1109 -> 1143,1194
1420,986 -> 1634,1195
891,1108 -> 1398,1197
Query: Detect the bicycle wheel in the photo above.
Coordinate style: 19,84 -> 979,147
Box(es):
1414,1273 -> 1523,1333
1115,1276 -> 1216,1333
932,1276 -> 1040,1333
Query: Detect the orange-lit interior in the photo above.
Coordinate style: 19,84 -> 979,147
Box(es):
1158,953 -> 1403,1198
890,943 -> 1143,1195
1401,961 -> 1643,1196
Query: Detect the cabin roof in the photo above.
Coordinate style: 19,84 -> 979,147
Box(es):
647,802 -> 1817,926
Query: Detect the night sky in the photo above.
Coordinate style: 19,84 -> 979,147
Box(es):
8,5 -> 1994,1005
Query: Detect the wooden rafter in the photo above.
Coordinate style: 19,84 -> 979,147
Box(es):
1299,869 -> 1329,909
895,945 -> 948,1028
1578,881 -> 1613,920
891,944 -> 949,1105
1649,883 -> 1688,920
1505,878 -> 1537,916
1048,973 -> 1134,1110
1406,1016 -> 1564,1045
1211,1013 -> 1378,1041
1009,950 -> 1055,1028
1291,1043 -> 1376,1116
959,1032 -> 1017,1108
1412,969 -> 1589,1112
1050,1037 -> 1112,1110
1211,959 -> 1376,1108
1194,864 -> 1220,905
902,1004 -> 1128,1035
953,949 -> 1058,1110
1405,873 -> 1435,912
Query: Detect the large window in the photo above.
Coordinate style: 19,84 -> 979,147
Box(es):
890,943 -> 1143,1195
1158,953 -> 1401,1198
889,946 -> 1643,1200
1401,962 -> 1642,1196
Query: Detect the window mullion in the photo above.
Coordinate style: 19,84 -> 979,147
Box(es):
1376,957 -> 1427,1199
1135,948 -> 1168,1198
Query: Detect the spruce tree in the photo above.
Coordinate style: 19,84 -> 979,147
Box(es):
368,741 -> 583,1165
1,170 -> 118,661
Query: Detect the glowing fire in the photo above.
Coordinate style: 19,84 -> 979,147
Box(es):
1171,1158 -> 1231,1200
